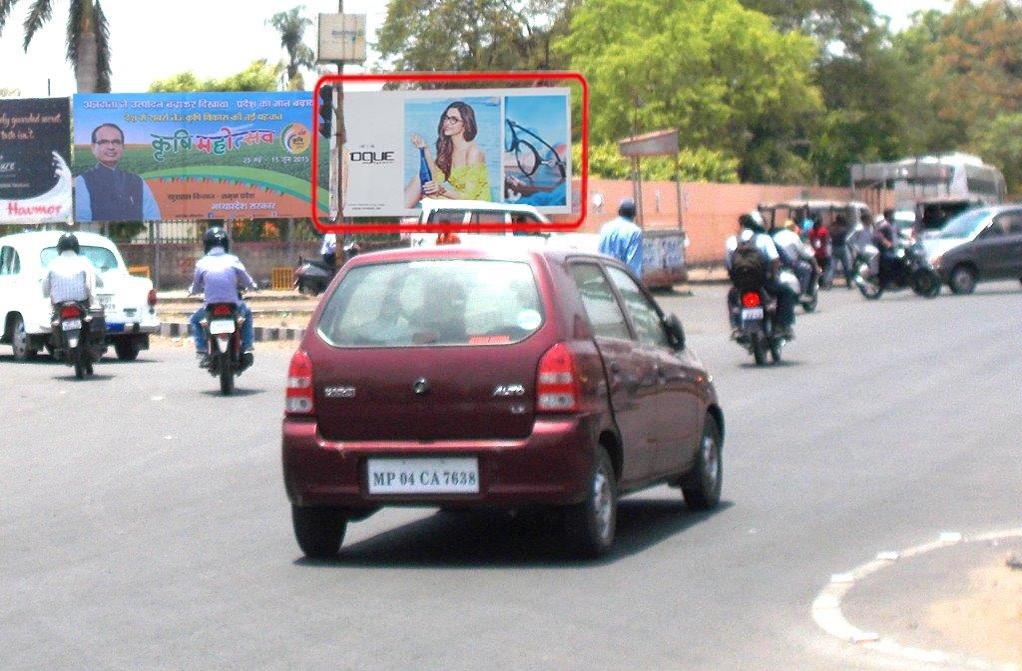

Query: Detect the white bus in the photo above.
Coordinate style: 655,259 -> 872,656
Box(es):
850,153 -> 1007,232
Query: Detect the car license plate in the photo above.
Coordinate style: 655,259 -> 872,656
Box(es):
209,318 -> 235,335
741,307 -> 764,320
367,457 -> 479,495
61,319 -> 81,331
99,295 -> 114,311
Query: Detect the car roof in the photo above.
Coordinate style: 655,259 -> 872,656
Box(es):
0,229 -> 117,250
342,241 -> 600,268
420,198 -> 549,217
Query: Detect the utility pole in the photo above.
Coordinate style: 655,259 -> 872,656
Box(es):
335,0 -> 346,231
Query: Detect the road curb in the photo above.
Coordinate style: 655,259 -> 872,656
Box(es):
158,322 -> 306,342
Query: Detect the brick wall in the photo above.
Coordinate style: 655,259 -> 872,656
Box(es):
121,241 -> 321,289
572,179 -> 851,266
122,178 -> 854,288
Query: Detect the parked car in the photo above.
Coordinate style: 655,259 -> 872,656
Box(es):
282,245 -> 724,559
0,230 -> 159,360
922,204 -> 1022,294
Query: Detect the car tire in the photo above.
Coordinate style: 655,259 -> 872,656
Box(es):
565,445 -> 617,559
949,265 -> 977,295
680,415 -> 723,511
10,315 -> 37,361
114,340 -> 140,361
292,505 -> 347,559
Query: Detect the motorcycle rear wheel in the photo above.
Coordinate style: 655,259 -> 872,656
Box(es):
219,357 -> 235,395
73,349 -> 85,379
751,333 -> 767,366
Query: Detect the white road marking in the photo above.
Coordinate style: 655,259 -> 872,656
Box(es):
812,528 -> 1022,670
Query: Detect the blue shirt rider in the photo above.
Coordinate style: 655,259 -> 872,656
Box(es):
598,197 -> 644,279
189,227 -> 257,365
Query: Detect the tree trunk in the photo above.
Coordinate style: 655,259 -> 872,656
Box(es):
76,30 -> 99,93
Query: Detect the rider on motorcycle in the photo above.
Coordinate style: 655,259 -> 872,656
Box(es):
772,219 -> 820,298
725,211 -> 796,339
42,233 -> 97,310
872,211 -> 902,287
189,227 -> 258,367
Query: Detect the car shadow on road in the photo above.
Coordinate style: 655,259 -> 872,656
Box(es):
295,499 -> 734,568
736,359 -> 804,370
198,388 -> 264,398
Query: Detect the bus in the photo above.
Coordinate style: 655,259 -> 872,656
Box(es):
850,153 -> 1007,233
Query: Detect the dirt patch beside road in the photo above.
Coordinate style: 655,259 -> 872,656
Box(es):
928,559 -> 1022,667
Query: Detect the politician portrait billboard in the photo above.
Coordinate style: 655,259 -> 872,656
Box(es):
72,92 -> 330,222
0,97 -> 72,225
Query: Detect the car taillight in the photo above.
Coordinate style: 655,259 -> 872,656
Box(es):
147,289 -> 157,307
211,304 -> 232,317
741,292 -> 762,308
286,350 -> 315,415
59,305 -> 82,319
536,342 -> 581,413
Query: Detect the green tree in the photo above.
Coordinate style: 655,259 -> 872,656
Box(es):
925,1 -> 1022,147
559,0 -> 822,183
582,142 -> 739,182
0,0 -> 111,92
149,60 -> 283,92
376,0 -> 577,74
268,5 -> 315,91
973,112 -> 1022,195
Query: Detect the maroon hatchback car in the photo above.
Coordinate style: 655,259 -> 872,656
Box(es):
282,245 -> 724,558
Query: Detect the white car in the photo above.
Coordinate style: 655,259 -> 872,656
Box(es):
0,230 -> 160,361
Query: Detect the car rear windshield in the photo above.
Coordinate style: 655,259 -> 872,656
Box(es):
317,259 -> 544,347
41,246 -> 119,272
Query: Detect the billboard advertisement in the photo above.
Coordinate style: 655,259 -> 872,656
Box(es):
342,87 -> 571,218
0,97 -> 72,225
72,92 -> 330,222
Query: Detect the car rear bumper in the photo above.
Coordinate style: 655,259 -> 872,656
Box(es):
282,415 -> 597,509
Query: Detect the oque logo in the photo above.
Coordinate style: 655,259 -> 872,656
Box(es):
349,150 -> 395,165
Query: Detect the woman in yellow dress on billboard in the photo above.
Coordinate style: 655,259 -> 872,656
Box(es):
405,101 -> 491,207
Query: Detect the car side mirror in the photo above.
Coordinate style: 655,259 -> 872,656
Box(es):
665,313 -> 685,351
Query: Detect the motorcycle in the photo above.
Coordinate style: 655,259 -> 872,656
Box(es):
852,242 -> 941,300
730,286 -> 787,365
293,256 -> 335,296
199,302 -> 251,395
51,301 -> 106,379
292,243 -> 360,296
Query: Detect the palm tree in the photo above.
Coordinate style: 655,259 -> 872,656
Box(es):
268,6 -> 315,91
0,0 -> 111,92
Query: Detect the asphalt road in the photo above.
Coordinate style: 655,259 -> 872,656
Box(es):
2,281 -> 1020,670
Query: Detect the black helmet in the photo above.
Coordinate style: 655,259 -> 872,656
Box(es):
57,232 -> 80,254
203,227 -> 229,254
618,197 -> 636,220
739,211 -> 765,233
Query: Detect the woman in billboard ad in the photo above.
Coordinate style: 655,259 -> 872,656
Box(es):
404,97 -> 499,208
